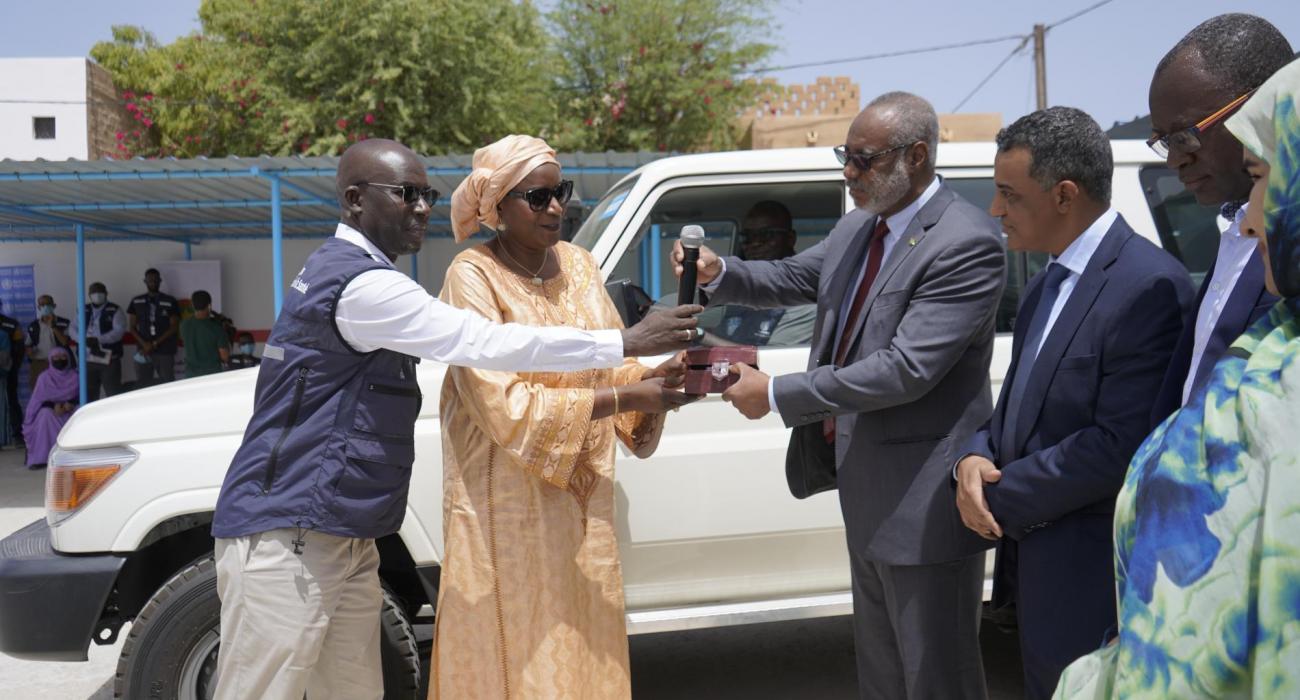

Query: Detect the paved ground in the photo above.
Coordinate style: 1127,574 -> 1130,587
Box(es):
0,448 -> 1023,699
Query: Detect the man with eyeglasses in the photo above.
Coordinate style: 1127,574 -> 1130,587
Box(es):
1147,13 -> 1293,425
674,92 -> 1005,700
210,138 -> 700,700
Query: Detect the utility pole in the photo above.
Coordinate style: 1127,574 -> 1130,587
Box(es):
1033,23 -> 1048,109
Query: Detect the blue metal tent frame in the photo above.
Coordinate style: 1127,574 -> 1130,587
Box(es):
0,154 -> 661,403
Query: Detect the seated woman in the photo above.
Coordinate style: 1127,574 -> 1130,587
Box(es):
431,135 -> 695,699
1056,58 -> 1300,698
23,345 -> 78,469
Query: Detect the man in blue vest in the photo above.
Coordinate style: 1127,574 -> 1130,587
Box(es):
127,268 -> 181,387
71,282 -> 126,400
211,138 -> 700,700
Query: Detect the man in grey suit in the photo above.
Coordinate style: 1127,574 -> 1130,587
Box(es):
673,92 -> 1006,699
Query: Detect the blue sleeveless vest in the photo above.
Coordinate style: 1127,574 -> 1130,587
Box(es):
212,237 -> 422,540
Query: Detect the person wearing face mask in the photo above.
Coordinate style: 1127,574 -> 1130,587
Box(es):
25,294 -> 72,393
227,331 -> 260,370
70,282 -> 126,400
1055,56 -> 1300,700
209,138 -> 701,700
22,346 -> 78,470
127,268 -> 180,387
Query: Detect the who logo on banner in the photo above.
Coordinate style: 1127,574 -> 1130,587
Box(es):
0,265 -> 37,426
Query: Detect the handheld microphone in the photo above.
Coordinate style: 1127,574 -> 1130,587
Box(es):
677,225 -> 705,305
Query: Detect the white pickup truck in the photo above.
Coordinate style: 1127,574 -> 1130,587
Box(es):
0,142 -> 1216,698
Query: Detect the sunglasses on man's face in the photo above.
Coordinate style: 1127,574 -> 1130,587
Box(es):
362,182 -> 440,206
505,180 -> 574,212
834,143 -> 908,172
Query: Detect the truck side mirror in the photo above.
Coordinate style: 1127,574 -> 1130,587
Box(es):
603,279 -> 654,328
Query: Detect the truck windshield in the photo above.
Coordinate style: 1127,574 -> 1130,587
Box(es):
572,177 -> 638,251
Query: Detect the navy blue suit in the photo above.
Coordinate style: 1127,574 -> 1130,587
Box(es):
966,215 -> 1194,700
1149,250 -> 1277,428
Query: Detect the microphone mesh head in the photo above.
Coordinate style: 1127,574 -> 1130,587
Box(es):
680,225 -> 705,248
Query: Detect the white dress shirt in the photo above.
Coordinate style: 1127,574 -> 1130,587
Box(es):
71,304 -> 127,347
331,223 -> 624,371
1181,204 -> 1255,404
1032,208 -> 1118,358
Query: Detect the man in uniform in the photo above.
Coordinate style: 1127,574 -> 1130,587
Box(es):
71,282 -> 127,400
127,269 -> 180,387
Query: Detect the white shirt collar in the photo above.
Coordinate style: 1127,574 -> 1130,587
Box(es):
1052,208 -> 1118,276
335,222 -> 396,269
881,177 -> 941,237
1220,201 -> 1252,241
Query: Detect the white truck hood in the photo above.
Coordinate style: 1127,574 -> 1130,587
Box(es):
58,369 -> 261,449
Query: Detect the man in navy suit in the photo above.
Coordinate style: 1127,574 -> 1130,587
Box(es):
1147,14 -> 1292,426
954,107 -> 1194,700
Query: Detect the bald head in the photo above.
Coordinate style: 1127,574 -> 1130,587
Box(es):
336,139 -> 423,206
855,91 -> 939,169
337,139 -> 432,261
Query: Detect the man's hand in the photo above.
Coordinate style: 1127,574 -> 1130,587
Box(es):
955,455 -> 1003,540
670,240 -> 724,286
721,362 -> 770,420
621,305 -> 702,357
139,339 -> 154,354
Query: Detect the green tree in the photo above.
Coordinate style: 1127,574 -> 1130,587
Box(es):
548,0 -> 775,152
92,0 -> 554,157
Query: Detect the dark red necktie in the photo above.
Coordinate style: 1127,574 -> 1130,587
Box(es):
824,219 -> 889,443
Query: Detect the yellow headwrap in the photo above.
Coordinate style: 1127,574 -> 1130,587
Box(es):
450,135 -> 560,242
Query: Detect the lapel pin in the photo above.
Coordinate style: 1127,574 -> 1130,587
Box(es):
908,237 -> 917,247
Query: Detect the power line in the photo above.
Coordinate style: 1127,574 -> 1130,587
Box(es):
1047,0 -> 1117,29
750,33 -> 1028,73
951,37 -> 1031,112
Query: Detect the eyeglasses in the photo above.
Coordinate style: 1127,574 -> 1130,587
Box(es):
1147,90 -> 1255,158
505,179 -> 574,212
833,143 -> 908,171
362,182 -> 440,206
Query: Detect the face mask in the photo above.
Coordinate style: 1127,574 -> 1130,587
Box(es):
239,343 -> 255,355
39,305 -> 54,316
90,293 -> 106,305
51,361 -> 69,371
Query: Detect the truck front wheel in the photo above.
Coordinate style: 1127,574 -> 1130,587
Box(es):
113,554 -> 422,699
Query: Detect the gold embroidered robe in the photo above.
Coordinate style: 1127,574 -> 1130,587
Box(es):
430,242 -> 663,699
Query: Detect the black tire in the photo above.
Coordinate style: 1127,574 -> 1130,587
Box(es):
114,554 -> 423,699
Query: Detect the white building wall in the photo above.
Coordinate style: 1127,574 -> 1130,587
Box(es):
0,58 -> 90,160
0,233 -> 467,379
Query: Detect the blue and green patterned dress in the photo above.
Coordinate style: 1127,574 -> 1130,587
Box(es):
1055,58 -> 1300,700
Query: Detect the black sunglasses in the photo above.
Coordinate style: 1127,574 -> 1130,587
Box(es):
362,182 -> 440,206
833,143 -> 908,171
505,180 -> 574,212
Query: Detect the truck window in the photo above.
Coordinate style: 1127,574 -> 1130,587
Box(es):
572,177 -> 639,251
1140,165 -> 1220,286
613,180 -> 843,347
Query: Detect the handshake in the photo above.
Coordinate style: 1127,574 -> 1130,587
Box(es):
612,238 -> 774,421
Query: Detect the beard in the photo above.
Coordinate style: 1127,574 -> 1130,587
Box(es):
851,155 -> 912,217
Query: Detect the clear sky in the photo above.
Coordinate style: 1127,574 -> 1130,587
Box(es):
2,0 -> 1298,130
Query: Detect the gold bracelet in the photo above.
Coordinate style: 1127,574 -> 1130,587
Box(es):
612,386 -> 620,415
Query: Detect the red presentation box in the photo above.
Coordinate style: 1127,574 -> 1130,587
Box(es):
683,346 -> 759,395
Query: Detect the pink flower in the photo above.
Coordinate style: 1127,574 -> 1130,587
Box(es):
142,94 -> 153,101
115,131 -> 125,140
363,113 -> 375,125
122,91 -> 135,100
175,62 -> 185,71
142,118 -> 153,128
125,102 -> 137,112
703,96 -> 712,105
336,118 -> 348,129
132,130 -> 140,138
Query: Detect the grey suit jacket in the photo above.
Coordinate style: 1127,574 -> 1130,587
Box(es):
708,183 -> 1006,565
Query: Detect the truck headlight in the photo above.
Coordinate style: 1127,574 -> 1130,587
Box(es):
45,446 -> 138,526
